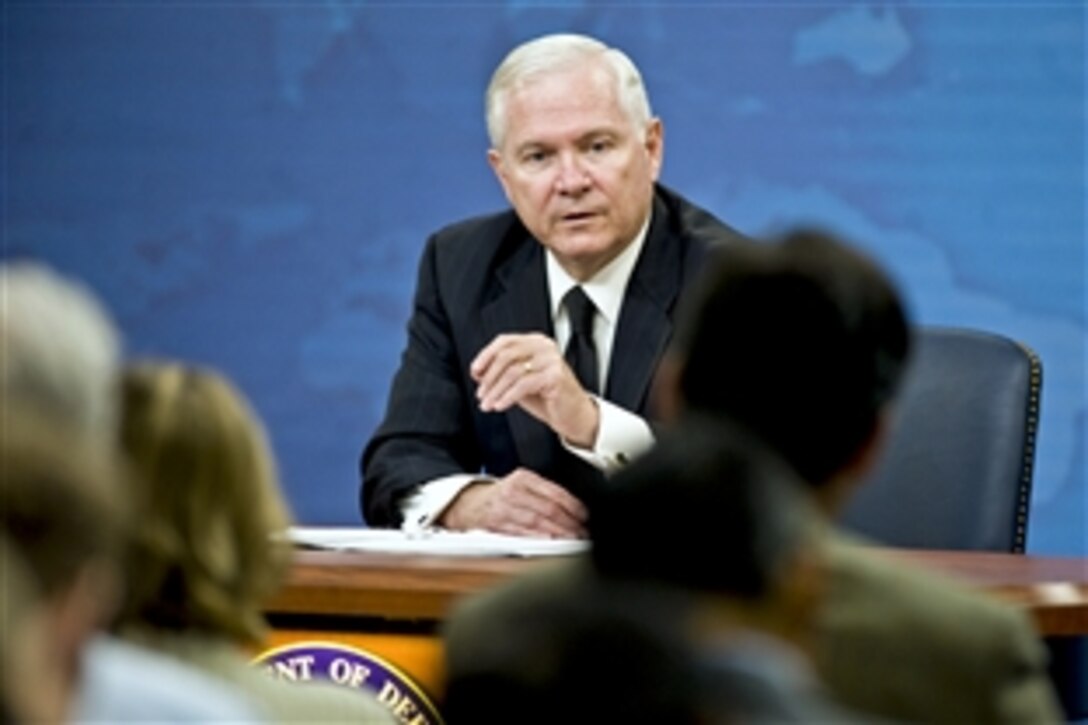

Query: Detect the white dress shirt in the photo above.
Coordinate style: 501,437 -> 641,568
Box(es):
399,218 -> 657,530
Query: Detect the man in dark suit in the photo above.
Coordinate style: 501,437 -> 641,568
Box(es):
360,33 -> 745,534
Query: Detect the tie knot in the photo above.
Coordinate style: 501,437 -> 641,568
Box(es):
563,286 -> 596,337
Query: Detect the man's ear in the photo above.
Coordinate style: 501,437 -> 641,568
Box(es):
643,118 -> 664,181
820,409 -> 894,513
845,408 -> 893,482
487,149 -> 513,204
650,353 -> 683,423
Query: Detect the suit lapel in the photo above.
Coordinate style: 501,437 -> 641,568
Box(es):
479,237 -> 557,470
607,194 -> 684,413
480,236 -> 551,339
475,192 -> 686,466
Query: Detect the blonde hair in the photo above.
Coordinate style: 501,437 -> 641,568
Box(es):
117,362 -> 293,645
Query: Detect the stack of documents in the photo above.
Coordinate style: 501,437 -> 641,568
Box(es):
288,526 -> 589,558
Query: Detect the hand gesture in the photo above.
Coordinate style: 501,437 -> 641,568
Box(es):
438,468 -> 588,538
470,332 -> 599,447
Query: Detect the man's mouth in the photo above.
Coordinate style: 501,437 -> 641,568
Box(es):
559,211 -> 597,223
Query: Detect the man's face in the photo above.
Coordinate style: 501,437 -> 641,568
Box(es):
488,60 -> 663,281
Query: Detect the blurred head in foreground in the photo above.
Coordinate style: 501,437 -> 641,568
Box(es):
656,228 -> 911,508
590,415 -> 823,650
443,417 -> 827,725
0,261 -> 121,446
0,413 -> 128,723
115,362 -> 293,646
442,580 -> 713,725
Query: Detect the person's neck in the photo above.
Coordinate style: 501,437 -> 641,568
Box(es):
812,474 -> 859,516
558,253 -> 619,284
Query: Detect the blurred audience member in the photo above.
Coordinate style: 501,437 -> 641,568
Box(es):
1,535 -> 67,725
1,413 -> 262,723
115,361 -> 393,723
444,577 -> 712,725
652,228 -> 1062,723
444,417 -> 861,724
590,417 -> 819,651
0,261 -> 120,446
443,228 -> 1062,724
1,261 -> 262,722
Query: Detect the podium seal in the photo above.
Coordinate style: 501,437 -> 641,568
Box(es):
254,641 -> 443,724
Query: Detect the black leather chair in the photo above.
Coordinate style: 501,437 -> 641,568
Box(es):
838,326 -> 1042,553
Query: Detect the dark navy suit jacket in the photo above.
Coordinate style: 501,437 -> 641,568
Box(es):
360,185 -> 746,526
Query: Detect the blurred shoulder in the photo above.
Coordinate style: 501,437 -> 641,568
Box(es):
75,635 -> 263,722
443,556 -> 592,655
821,530 -> 1034,634
816,529 -> 1061,722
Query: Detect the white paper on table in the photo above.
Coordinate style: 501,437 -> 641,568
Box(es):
287,526 -> 589,558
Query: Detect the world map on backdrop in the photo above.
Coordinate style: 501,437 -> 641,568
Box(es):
5,3 -> 1084,553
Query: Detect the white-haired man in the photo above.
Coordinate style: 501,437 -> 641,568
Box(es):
361,34 -> 747,536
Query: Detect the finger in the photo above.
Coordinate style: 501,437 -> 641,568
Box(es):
471,333 -> 525,384
512,499 -> 584,537
517,472 -> 589,523
491,509 -> 585,539
479,363 -> 541,412
487,471 -> 588,537
469,335 -> 507,382
473,332 -> 553,386
507,480 -> 587,536
478,344 -> 551,411
475,347 -> 528,406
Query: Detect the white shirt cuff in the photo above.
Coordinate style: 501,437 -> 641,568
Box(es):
398,473 -> 493,531
562,396 -> 655,473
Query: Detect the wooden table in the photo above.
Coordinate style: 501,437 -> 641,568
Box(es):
887,549 -> 1088,637
269,547 -> 1088,635
261,547 -> 1088,705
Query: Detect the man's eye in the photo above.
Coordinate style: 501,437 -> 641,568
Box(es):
589,139 -> 613,154
522,150 -> 549,165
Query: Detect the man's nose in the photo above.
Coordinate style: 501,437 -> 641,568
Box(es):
555,154 -> 591,195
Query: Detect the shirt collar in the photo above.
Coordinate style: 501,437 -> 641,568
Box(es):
546,213 -> 651,327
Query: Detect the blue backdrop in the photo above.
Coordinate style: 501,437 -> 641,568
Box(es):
5,2 -> 1085,555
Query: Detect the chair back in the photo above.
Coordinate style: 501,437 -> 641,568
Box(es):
838,327 -> 1042,552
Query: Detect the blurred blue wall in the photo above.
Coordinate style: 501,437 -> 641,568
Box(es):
5,2 -> 1084,555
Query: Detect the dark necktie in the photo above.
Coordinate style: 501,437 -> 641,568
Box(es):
563,286 -> 599,395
